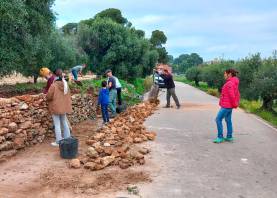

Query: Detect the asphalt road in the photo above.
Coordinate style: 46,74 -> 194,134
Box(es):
128,82 -> 277,198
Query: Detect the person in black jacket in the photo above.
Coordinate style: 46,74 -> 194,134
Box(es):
160,68 -> 181,109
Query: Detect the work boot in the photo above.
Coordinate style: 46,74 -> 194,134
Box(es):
213,137 -> 225,143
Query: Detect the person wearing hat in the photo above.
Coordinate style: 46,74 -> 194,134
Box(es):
40,67 -> 56,94
105,69 -> 117,117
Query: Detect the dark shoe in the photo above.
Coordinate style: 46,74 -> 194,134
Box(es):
176,105 -> 181,109
163,105 -> 170,108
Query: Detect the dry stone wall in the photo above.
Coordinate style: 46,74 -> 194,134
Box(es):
0,93 -> 97,161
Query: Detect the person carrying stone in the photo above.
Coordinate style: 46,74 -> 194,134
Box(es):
105,69 -> 117,117
71,64 -> 86,81
46,68 -> 72,147
160,66 -> 181,109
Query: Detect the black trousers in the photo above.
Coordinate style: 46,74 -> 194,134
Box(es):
117,88 -> 122,105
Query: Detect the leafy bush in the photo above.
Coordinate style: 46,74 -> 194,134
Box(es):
185,66 -> 201,86
143,76 -> 153,92
207,88 -> 219,97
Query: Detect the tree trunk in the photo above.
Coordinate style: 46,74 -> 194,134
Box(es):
262,96 -> 274,111
33,74 -> 38,84
195,80 -> 200,87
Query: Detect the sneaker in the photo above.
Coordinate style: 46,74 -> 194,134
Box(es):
176,105 -> 181,109
224,137 -> 234,142
51,142 -> 59,147
163,105 -> 170,108
213,137 -> 225,143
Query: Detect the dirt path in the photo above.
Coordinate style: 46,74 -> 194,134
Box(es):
0,120 -> 155,198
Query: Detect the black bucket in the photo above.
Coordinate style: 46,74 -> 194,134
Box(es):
59,137 -> 78,159
116,102 -> 127,113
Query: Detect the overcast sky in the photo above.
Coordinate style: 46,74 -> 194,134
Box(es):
53,0 -> 277,61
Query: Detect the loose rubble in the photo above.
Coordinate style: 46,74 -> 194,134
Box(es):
80,100 -> 159,171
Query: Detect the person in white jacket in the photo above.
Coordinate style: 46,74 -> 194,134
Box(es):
113,76 -> 122,105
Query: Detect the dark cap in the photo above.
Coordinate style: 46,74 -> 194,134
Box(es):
105,69 -> 112,74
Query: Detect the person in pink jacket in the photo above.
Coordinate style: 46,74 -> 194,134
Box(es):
214,69 -> 240,143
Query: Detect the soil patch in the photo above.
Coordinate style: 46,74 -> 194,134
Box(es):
0,119 -> 153,197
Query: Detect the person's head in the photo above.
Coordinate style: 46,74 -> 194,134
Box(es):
40,67 -> 51,79
224,69 -> 238,80
82,64 -> 87,68
54,68 -> 63,78
101,80 -> 107,88
105,69 -> 112,77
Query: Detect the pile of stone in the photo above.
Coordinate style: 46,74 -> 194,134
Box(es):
0,93 -> 97,161
76,100 -> 159,171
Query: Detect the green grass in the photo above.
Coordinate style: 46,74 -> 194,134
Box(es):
70,78 -> 147,105
177,76 -> 277,127
12,82 -> 45,94
240,99 -> 277,127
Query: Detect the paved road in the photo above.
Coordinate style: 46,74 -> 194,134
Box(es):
117,82 -> 277,198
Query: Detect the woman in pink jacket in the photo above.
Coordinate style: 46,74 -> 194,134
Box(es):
214,69 -> 240,143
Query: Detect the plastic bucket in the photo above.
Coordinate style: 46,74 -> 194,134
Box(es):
59,137 -> 78,159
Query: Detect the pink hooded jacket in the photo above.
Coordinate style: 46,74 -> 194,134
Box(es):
219,77 -> 240,108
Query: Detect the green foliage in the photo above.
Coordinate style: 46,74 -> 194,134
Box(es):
0,0 -> 56,81
143,76 -> 154,92
0,0 -> 29,76
236,53 -> 262,99
173,53 -> 203,73
240,99 -> 277,127
77,18 -> 158,80
251,57 -> 277,111
150,30 -> 167,47
62,23 -> 78,35
95,8 -> 127,25
185,66 -> 201,86
150,30 -> 168,63
200,61 -> 231,90
207,88 -> 220,97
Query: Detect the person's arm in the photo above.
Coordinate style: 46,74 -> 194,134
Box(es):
46,84 -> 55,101
227,82 -> 236,107
43,77 -> 54,94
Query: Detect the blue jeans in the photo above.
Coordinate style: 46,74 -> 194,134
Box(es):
101,104 -> 109,123
215,108 -> 233,138
71,69 -> 78,80
52,114 -> 71,143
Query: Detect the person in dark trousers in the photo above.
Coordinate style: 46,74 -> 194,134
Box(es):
160,68 -> 181,109
98,81 -> 110,124
105,69 -> 117,117
114,76 -> 122,105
